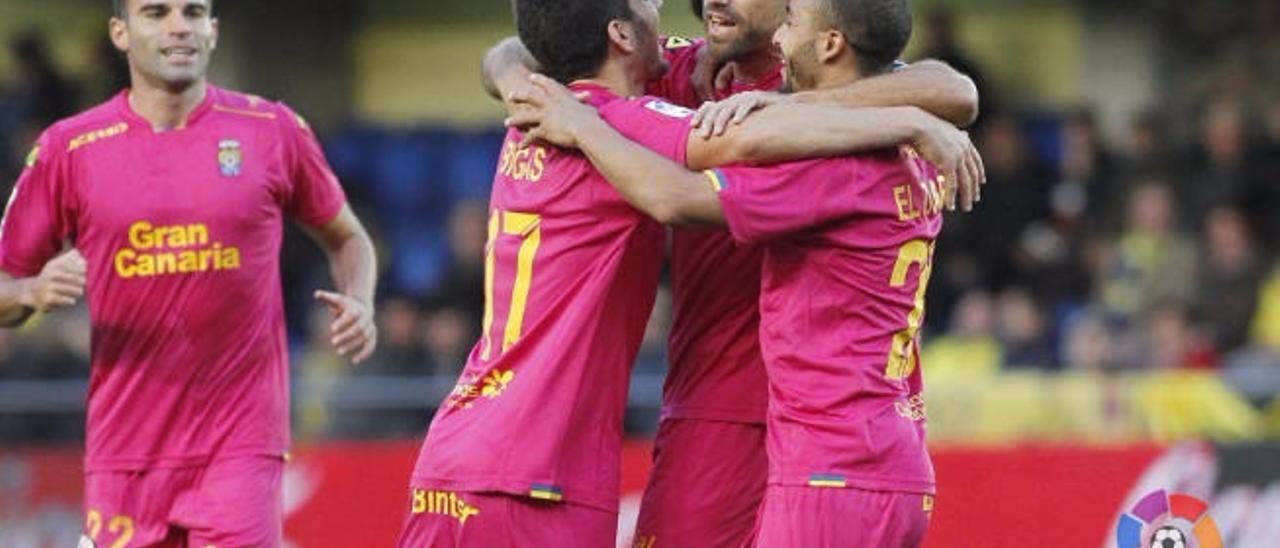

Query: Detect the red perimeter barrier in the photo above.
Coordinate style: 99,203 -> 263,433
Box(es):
0,441 -> 1163,547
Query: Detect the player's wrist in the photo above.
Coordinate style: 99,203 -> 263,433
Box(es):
15,277 -> 37,309
574,114 -> 612,148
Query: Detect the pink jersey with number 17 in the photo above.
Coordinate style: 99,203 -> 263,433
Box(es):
711,146 -> 944,494
0,86 -> 347,471
410,83 -> 697,513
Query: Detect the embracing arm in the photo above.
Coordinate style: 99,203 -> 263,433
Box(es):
792,60 -> 978,127
689,103 -> 938,169
481,37 -> 542,101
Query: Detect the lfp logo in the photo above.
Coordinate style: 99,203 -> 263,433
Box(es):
1116,489 -> 1222,548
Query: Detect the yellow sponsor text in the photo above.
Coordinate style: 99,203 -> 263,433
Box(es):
412,489 -> 480,526
68,123 -> 129,152
114,221 -> 242,279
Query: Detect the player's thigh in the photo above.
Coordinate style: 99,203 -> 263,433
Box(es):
179,456 -> 284,548
753,486 -> 930,548
505,496 -> 615,548
635,418 -> 766,548
84,469 -> 191,548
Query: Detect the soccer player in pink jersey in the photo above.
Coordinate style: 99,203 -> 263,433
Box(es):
483,0 -> 979,545
399,0 -> 971,545
0,1 -> 378,546
507,0 -> 950,545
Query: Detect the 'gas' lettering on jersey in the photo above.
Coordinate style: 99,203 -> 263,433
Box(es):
114,221 -> 242,278
497,141 -> 547,183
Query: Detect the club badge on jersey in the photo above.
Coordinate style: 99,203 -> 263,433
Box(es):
644,100 -> 695,119
218,139 -> 243,177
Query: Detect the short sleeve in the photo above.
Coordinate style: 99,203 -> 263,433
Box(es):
644,36 -> 705,108
600,97 -> 696,166
712,158 -> 863,244
0,131 -> 76,277
277,103 -> 347,227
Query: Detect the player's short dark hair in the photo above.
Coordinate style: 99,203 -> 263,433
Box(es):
821,0 -> 912,74
515,0 -> 635,84
692,0 -> 703,20
112,0 -> 215,18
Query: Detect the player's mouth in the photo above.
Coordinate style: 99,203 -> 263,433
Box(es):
705,12 -> 738,40
161,46 -> 198,62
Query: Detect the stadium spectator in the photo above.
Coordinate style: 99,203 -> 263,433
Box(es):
923,289 -> 1002,380
1058,108 -> 1121,237
372,296 -> 428,375
1119,110 -> 1173,185
1142,302 -> 1216,369
419,298 -> 472,377
995,286 -> 1057,369
424,199 -> 487,333
1061,310 -> 1116,371
944,113 -> 1052,291
1196,206 -> 1265,353
1095,178 -> 1199,324
1180,98 -> 1254,231
919,9 -> 996,129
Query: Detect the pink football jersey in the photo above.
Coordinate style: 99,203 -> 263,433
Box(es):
646,36 -> 783,423
410,83 -> 698,512
711,146 -> 945,494
0,86 -> 347,471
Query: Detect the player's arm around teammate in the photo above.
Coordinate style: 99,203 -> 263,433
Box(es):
507,74 -> 972,227
484,37 -> 983,211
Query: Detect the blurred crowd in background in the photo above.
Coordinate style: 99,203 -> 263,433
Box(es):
1,5 -> 1279,444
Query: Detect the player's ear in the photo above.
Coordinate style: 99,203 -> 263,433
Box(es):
209,17 -> 219,51
607,19 -> 638,55
817,29 -> 844,64
109,16 -> 130,53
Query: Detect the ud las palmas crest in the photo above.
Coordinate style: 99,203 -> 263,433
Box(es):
218,139 -> 243,177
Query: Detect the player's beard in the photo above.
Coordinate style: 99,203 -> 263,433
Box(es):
707,20 -> 775,65
781,39 -> 819,92
636,25 -> 669,81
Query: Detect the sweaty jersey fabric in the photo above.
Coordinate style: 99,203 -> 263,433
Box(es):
409,83 -> 696,512
646,36 -> 783,424
0,86 -> 346,472
712,146 -> 944,494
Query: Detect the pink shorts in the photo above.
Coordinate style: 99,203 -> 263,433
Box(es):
395,488 -> 616,547
752,485 -> 933,548
83,456 -> 284,548
633,418 -> 767,548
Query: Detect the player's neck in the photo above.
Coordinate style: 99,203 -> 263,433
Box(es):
735,50 -> 781,84
127,79 -> 209,131
578,60 -> 645,98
